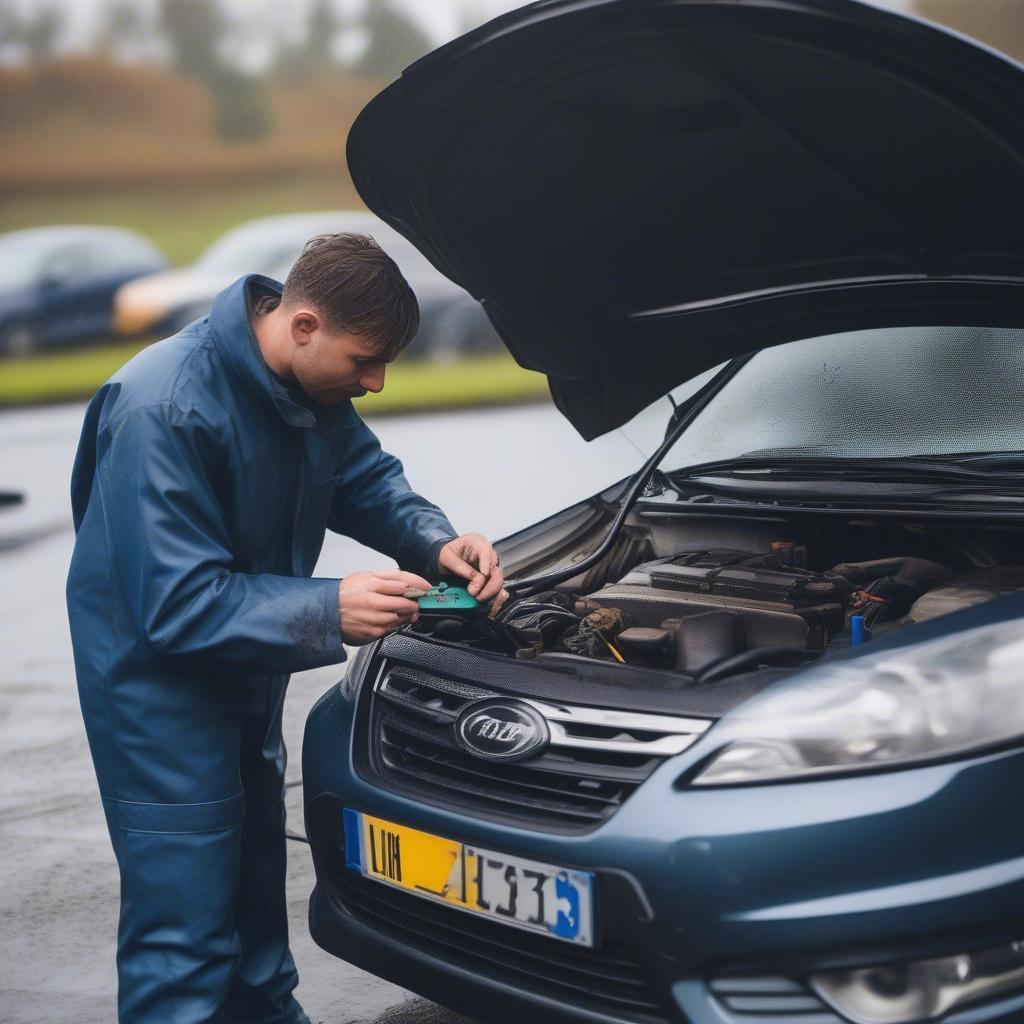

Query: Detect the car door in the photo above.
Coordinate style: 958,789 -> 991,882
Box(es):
37,242 -> 105,346
42,235 -> 163,347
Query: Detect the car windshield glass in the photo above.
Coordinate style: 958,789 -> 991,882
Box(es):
660,325 -> 1024,472
0,235 -> 56,289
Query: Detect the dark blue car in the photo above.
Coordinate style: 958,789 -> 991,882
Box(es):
303,2 -> 1024,1022
0,225 -> 166,356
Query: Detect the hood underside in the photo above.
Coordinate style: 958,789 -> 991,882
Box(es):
348,0 -> 1024,438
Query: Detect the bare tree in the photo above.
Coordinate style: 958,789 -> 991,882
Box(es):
275,0 -> 342,81
0,1 -> 19,46
160,0 -> 223,79
97,1 -> 151,62
158,0 -> 271,142
351,0 -> 434,80
307,0 -> 342,67
15,4 -> 61,61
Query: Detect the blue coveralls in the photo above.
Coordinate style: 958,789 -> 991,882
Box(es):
66,275 -> 457,1023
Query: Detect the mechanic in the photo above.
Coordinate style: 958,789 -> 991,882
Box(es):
65,233 -> 506,1024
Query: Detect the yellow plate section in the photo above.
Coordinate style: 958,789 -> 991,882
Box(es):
360,813 -> 479,908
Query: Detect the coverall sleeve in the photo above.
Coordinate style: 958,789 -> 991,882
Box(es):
99,401 -> 347,673
326,418 -> 458,581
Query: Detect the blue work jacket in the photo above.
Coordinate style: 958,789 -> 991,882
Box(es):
66,274 -> 456,804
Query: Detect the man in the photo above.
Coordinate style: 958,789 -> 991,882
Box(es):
66,233 -> 506,1023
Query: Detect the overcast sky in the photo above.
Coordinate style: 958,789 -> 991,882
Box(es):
1,0 -> 528,68
4,0 -> 919,71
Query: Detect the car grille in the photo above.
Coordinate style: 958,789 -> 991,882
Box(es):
709,976 -> 841,1022
362,661 -> 711,833
325,853 -> 669,1021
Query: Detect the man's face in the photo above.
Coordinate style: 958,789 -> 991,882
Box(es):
291,320 -> 393,406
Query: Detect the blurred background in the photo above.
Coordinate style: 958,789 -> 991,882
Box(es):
1,3 -> 1023,1022
0,0 -> 550,412
0,0 -> 1020,410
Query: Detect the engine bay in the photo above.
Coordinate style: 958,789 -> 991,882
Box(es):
408,515 -> 1024,694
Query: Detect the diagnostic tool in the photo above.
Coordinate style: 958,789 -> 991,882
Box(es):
417,581 -> 483,613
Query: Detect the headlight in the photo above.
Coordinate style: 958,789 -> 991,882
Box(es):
692,619 -> 1024,785
810,939 -> 1024,1024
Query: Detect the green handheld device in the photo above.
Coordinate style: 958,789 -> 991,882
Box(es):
417,581 -> 482,613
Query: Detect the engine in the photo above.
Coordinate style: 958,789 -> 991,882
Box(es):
410,541 -> 1024,687
575,549 -> 950,678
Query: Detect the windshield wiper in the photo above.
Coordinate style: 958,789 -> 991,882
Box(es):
675,456 -> 1024,485
939,451 -> 1024,470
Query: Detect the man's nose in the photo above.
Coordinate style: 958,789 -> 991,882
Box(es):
360,365 -> 386,393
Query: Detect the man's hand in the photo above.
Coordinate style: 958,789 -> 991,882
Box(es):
437,533 -> 508,616
338,570 -> 432,645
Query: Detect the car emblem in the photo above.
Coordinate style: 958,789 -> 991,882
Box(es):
455,699 -> 550,762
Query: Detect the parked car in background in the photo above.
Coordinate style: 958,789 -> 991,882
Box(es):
303,2 -> 1024,1024
113,210 -> 342,338
115,209 -> 503,359
265,216 -> 502,361
0,226 -> 167,357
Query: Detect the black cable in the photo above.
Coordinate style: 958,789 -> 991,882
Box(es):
499,602 -> 582,623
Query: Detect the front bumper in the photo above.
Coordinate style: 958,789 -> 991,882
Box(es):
303,650 -> 1024,1024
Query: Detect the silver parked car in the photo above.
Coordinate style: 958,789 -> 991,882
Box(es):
114,210 -> 502,359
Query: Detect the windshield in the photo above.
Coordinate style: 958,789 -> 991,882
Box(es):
658,326 -> 1024,472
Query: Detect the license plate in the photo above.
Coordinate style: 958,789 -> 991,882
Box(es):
343,809 -> 595,947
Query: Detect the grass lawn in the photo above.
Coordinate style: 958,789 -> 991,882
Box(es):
0,342 -> 550,414
0,177 -> 551,416
0,340 -> 150,405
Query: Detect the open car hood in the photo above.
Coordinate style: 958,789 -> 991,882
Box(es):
347,0 -> 1024,439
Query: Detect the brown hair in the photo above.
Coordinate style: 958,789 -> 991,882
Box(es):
281,232 -> 419,355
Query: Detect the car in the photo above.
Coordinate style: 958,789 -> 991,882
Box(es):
114,209 -> 503,358
112,210 -> 358,338
265,220 -> 502,362
301,2 -> 1024,1024
0,225 -> 167,356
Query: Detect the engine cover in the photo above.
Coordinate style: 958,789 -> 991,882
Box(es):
586,551 -> 848,652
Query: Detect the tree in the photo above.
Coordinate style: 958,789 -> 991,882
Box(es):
306,0 -> 341,67
159,0 -> 223,79
16,4 -> 61,61
274,0 -> 341,81
0,2 -> 18,47
158,0 -> 271,142
97,1 -> 151,62
352,0 -> 434,81
208,66 -> 272,141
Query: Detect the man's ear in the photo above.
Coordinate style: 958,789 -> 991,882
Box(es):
290,309 -> 321,347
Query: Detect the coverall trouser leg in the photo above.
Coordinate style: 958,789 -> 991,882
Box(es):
220,700 -> 306,1024
97,685 -> 306,1024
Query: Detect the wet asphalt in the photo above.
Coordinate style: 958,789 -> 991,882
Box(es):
0,399 -> 641,1024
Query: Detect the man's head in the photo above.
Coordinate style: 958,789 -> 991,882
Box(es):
257,232 -> 419,405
